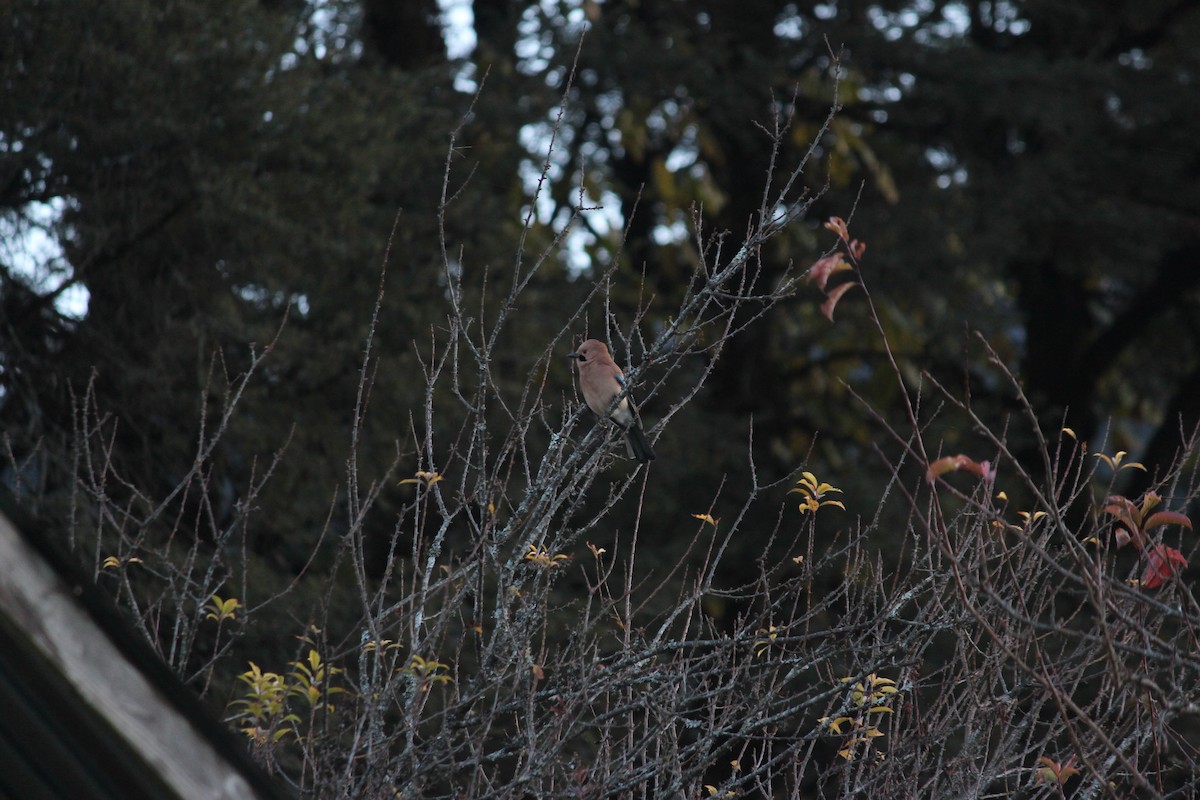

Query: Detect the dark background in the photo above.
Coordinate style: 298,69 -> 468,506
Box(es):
2,1 -> 1199,792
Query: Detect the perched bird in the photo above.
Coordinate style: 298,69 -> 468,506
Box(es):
567,339 -> 656,463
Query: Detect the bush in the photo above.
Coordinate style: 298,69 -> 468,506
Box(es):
10,66 -> 1199,800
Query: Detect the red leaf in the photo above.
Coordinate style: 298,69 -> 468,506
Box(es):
926,454 -> 994,483
1102,497 -> 1141,541
806,252 -> 850,290
823,216 -> 850,241
821,282 -> 859,322
1141,545 -> 1187,589
1143,511 -> 1192,532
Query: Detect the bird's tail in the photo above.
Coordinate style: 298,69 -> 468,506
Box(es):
624,423 -> 656,463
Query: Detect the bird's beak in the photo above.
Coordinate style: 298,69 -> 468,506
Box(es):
567,352 -> 580,360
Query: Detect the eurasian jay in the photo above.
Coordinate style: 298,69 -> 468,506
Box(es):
567,339 -> 656,463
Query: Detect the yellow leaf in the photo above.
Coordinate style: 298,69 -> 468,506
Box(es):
399,470 -> 443,487
823,716 -> 852,734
